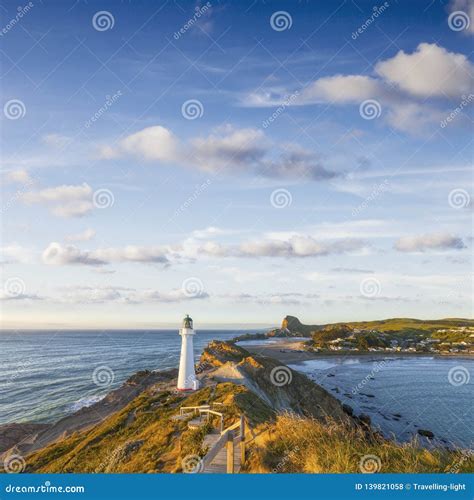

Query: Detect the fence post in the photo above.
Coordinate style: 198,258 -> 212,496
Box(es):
240,415 -> 245,464
226,430 -> 235,473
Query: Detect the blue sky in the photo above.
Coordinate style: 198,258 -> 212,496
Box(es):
1,0 -> 472,329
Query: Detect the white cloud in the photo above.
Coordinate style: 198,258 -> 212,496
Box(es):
243,43 -> 473,133
58,285 -> 209,304
0,244 -> 34,264
237,236 -> 366,257
0,291 -> 43,301
42,243 -> 169,266
99,126 -> 179,162
65,228 -> 96,242
192,127 -> 267,171
395,232 -> 466,252
42,242 -> 106,266
4,169 -> 33,185
100,125 -> 339,180
21,183 -> 94,218
375,43 -> 473,98
92,246 -> 169,264
298,75 -> 384,103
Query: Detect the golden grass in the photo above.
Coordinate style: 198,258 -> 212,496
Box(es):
246,413 -> 473,473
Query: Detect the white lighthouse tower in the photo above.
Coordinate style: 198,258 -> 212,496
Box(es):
177,314 -> 199,391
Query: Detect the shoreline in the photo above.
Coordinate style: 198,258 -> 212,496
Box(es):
239,339 -> 474,365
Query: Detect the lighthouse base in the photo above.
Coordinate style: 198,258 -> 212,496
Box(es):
176,380 -> 200,392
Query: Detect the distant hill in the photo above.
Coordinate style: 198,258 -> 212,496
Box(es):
281,316 -> 474,342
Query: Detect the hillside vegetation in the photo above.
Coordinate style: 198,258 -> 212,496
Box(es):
10,340 -> 473,474
246,414 -> 473,473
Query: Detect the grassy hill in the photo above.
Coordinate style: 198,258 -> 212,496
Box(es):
282,316 -> 474,343
7,340 -> 473,474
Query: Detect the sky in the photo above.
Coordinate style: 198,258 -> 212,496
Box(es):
0,0 -> 472,329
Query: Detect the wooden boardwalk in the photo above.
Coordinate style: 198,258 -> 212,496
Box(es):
201,431 -> 241,473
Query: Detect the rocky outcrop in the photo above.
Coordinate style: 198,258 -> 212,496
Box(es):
0,423 -> 50,453
281,316 -> 319,336
201,341 -> 347,422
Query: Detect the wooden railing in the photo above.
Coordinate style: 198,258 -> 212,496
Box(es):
179,405 -> 210,417
201,415 -> 248,473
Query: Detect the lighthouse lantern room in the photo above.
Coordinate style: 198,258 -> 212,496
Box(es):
177,315 -> 199,391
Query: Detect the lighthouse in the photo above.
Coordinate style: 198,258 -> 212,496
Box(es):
177,315 -> 199,391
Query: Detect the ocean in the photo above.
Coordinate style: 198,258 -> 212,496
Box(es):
288,355 -> 473,449
0,329 -> 247,424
